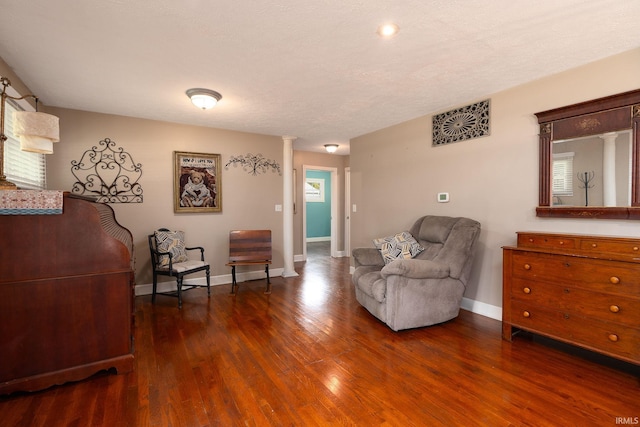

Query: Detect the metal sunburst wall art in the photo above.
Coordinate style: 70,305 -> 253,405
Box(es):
70,138 -> 143,203
432,99 -> 490,146
224,153 -> 281,176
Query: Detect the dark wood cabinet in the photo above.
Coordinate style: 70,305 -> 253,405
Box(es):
503,232 -> 640,365
0,193 -> 135,394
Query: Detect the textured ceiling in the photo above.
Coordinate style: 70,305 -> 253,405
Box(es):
1,1 -> 640,155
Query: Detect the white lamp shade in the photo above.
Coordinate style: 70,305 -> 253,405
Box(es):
18,135 -> 54,154
13,111 -> 60,154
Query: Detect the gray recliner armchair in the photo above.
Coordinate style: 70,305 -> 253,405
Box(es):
352,215 -> 481,331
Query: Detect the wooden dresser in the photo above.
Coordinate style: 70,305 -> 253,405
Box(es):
502,232 -> 639,365
0,193 -> 135,394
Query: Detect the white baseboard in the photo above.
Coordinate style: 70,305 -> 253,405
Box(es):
307,236 -> 330,242
461,297 -> 502,321
135,268 -> 284,296
294,252 -> 347,262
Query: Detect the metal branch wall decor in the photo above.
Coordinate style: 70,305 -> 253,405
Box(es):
71,138 -> 143,203
432,99 -> 490,146
224,153 -> 281,176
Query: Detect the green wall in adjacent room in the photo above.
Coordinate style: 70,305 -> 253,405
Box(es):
306,170 -> 331,238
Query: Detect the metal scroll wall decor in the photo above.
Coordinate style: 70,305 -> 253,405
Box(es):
432,99 -> 490,146
70,138 -> 143,203
224,153 -> 281,176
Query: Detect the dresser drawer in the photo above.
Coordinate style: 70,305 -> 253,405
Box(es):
510,277 -> 640,325
509,300 -> 639,362
517,233 -> 576,250
510,251 -> 640,296
579,238 -> 640,257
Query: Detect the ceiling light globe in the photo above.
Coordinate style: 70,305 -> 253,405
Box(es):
186,88 -> 222,110
324,144 -> 338,153
377,23 -> 399,37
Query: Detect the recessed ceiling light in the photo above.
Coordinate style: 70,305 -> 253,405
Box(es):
377,23 -> 399,38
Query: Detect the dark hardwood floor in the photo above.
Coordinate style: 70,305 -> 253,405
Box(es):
1,252 -> 638,426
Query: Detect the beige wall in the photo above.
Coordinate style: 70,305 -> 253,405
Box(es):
0,57 -> 35,109
4,47 -> 640,313
350,48 -> 640,312
2,51 -> 352,288
44,108 -> 286,287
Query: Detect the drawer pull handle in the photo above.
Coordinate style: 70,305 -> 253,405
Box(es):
609,276 -> 620,284
524,264 -> 531,270
609,305 -> 620,313
523,311 -> 530,318
523,287 -> 531,294
634,246 -> 639,251
608,334 -> 619,342
559,241 -> 564,245
528,238 -> 534,243
563,313 -> 570,319
591,243 -> 597,248
563,288 -> 570,294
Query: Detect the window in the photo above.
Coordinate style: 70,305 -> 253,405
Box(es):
3,100 -> 46,189
305,178 -> 324,202
552,151 -> 574,196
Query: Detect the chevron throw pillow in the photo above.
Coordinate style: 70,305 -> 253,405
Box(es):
155,230 -> 189,266
373,231 -> 424,265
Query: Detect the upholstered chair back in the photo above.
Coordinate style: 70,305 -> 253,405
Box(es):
409,215 -> 481,285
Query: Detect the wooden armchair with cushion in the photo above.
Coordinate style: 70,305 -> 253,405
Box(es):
352,215 -> 481,331
148,228 -> 210,308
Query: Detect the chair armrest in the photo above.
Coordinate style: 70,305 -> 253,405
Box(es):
150,248 -> 176,271
352,247 -> 384,267
381,259 -> 450,279
151,248 -> 171,259
186,246 -> 205,261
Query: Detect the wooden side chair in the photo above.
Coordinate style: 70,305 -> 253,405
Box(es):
148,228 -> 210,308
226,230 -> 272,294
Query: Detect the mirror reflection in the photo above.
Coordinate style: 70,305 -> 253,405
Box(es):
535,89 -> 640,219
552,131 -> 632,207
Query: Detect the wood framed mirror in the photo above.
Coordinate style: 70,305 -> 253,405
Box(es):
535,89 -> 640,219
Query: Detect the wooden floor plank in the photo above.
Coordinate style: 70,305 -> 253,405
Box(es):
1,252 -> 638,426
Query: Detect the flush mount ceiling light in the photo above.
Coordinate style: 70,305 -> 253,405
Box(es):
377,23 -> 399,37
186,88 -> 222,110
324,144 -> 339,153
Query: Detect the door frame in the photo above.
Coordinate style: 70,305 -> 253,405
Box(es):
302,165 -> 338,259
344,167 -> 351,257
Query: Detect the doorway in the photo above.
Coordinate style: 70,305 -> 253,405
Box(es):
302,165 -> 338,260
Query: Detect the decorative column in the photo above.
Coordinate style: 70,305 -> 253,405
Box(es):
601,132 -> 617,207
282,136 -> 298,277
